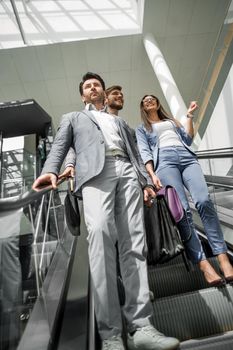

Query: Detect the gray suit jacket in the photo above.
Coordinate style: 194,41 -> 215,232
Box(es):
42,110 -> 153,196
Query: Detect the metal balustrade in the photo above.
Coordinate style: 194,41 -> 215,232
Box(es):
0,179 -> 77,350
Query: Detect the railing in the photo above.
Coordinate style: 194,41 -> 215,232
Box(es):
191,147 -> 233,249
204,175 -> 233,190
0,179 -> 78,350
196,147 -> 233,159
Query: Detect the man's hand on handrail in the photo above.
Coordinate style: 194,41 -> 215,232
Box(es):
32,173 -> 58,191
58,166 -> 75,179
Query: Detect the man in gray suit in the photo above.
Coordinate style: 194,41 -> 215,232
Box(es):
60,84 -> 126,178
33,73 -> 179,350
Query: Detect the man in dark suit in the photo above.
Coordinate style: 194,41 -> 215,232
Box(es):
33,72 -> 179,350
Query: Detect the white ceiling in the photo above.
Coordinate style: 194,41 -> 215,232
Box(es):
0,0 -> 142,48
0,0 -> 232,132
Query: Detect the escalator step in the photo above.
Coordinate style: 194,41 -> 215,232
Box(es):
180,330 -> 233,349
148,258 -> 221,298
150,254 -> 184,267
151,284 -> 233,341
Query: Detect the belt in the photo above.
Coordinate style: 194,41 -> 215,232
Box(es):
105,149 -> 128,158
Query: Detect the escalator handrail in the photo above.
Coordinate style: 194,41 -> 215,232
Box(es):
196,147 -> 233,159
204,174 -> 233,189
0,177 -> 66,212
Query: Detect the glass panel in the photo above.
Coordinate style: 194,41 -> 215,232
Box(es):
198,157 -> 233,178
0,188 -> 74,350
191,150 -> 233,248
1,135 -> 36,198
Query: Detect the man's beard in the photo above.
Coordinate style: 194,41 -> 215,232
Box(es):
108,102 -> 123,111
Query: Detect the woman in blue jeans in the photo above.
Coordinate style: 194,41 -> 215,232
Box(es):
136,94 -> 233,285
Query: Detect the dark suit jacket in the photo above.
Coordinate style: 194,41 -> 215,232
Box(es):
42,110 -> 153,196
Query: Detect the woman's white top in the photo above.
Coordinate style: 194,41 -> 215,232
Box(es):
151,120 -> 183,148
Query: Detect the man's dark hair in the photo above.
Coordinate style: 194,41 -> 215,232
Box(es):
79,72 -> 105,95
105,85 -> 122,96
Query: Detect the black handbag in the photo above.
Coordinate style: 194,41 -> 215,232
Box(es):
144,194 -> 185,265
64,179 -> 80,236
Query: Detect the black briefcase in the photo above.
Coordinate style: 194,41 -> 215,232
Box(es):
64,179 -> 80,236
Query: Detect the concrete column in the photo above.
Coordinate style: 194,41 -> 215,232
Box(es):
143,33 -> 200,148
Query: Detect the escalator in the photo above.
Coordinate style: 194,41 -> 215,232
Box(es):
1,147 -> 233,350
0,98 -> 90,350
57,148 -> 233,350
148,147 -> 233,349
0,181 -> 78,350
148,252 -> 233,349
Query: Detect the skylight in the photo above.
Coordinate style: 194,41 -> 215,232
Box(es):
0,0 -> 144,49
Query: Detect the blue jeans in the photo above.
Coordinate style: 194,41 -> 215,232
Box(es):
156,146 -> 227,263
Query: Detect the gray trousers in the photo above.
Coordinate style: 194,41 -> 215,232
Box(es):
82,156 -> 152,340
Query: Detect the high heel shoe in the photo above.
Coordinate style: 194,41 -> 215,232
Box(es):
208,278 -> 226,287
225,276 -> 233,283
217,253 -> 233,283
199,259 -> 225,287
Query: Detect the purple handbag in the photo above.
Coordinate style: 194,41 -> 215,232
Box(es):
157,185 -> 184,223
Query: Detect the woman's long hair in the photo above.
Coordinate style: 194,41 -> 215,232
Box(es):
140,95 -> 179,131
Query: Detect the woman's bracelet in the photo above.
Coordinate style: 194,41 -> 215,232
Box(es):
187,113 -> 194,118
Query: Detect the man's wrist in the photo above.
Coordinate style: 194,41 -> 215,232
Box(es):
187,113 -> 194,118
50,172 -> 58,179
150,173 -> 157,178
143,184 -> 156,191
